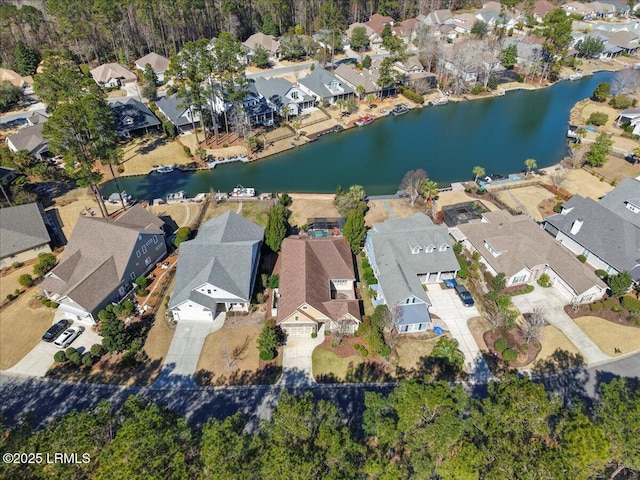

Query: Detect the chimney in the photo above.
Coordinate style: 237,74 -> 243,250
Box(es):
570,218 -> 583,235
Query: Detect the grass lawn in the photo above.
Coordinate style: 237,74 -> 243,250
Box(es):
239,201 -> 273,227
312,347 -> 363,381
574,316 -> 640,356
119,135 -> 193,176
196,325 -> 279,385
467,316 -> 490,351
142,277 -> 176,362
496,185 -> 555,222
287,194 -> 339,227
148,203 -> 201,229
365,200 -> 391,226
0,292 -> 55,369
532,325 -> 583,370
202,202 -> 239,223
391,333 -> 445,372
50,187 -> 121,240
561,168 -> 614,200
0,263 -> 37,299
591,155 -> 640,184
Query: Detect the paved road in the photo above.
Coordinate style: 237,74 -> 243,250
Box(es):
1,352 -> 638,429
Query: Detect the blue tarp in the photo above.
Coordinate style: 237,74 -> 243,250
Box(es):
433,326 -> 444,335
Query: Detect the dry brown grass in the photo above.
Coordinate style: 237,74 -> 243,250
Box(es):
562,168 -> 614,200
591,156 -> 640,183
0,292 -> 55,369
119,135 -> 194,176
495,185 -> 555,221
147,203 -> 201,228
239,201 -> 273,227
468,316 -> 490,351
365,200 -> 391,226
49,187 -> 121,239
202,201 -> 240,223
387,198 -> 422,218
142,278 -> 176,362
391,333 -> 446,371
312,348 -> 363,381
573,316 -> 640,356
288,194 -> 339,227
533,325 -> 582,368
0,263 -> 35,299
196,325 -> 261,381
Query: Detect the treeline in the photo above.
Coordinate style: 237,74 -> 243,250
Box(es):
0,0 -> 481,69
1,375 -> 639,479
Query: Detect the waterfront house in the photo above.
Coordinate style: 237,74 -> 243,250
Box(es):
242,82 -> 275,126
90,63 -> 137,88
452,210 -> 607,304
6,122 -> 49,161
334,64 -> 381,98
297,67 -> 355,105
111,98 -> 161,137
365,213 -> 459,333
616,107 -> 640,135
393,56 -> 437,93
40,205 -> 167,323
156,94 -> 201,134
543,177 -> 640,282
134,52 -> 170,82
0,203 -> 51,269
276,236 -> 360,336
253,77 -> 313,117
169,212 -> 263,322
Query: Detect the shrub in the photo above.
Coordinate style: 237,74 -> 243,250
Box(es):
380,344 -> 391,357
360,347 -> 369,357
68,351 -> 82,365
137,288 -> 149,297
456,254 -> 468,279
367,277 -> 378,285
621,296 -> 640,313
508,285 -> 535,296
54,351 -> 67,363
494,337 -> 508,353
595,269 -> 608,280
522,343 -> 529,351
590,301 -> 604,312
533,342 -> 541,349
586,112 -> 608,126
91,344 -> 106,357
502,348 -> 517,362
256,292 -> 267,304
81,353 -> 94,367
311,332 -> 317,338
492,273 -> 507,292
400,86 -> 424,104
354,343 -> 361,351
5,294 -> 15,301
33,252 -> 57,276
134,276 -> 148,290
183,145 -> 192,158
453,243 -> 462,255
65,347 -> 77,359
577,255 -> 587,263
609,95 -> 632,109
537,273 -> 551,287
553,202 -> 563,213
356,322 -> 371,338
267,274 -> 279,289
361,259 -> 370,269
11,261 -> 23,269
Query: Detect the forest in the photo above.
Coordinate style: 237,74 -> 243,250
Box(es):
0,0 -> 485,68
1,375 -> 639,479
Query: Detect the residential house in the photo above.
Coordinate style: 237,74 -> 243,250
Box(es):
589,1 -> 617,18
27,112 -> 47,126
563,1 -> 597,18
452,210 -> 607,303
0,68 -> 33,94
334,64 -> 381,97
277,236 -> 360,336
40,205 -> 167,322
111,98 -> 161,137
297,67 -> 355,105
243,32 -> 280,57
0,166 -> 17,185
365,13 -> 395,35
516,0 -> 556,22
393,56 -> 437,93
6,122 -> 49,160
365,213 -> 459,333
0,203 -> 51,269
392,18 -> 420,43
474,10 -> 502,27
135,52 -> 170,82
90,63 -> 137,88
346,23 -> 383,48
543,177 -> 640,282
616,107 -> 640,135
156,94 -> 201,134
242,82 -> 275,126
253,77 -> 313,117
452,13 -> 479,34
169,211 -> 263,322
422,9 -> 455,26
592,29 -> 640,55
480,1 -> 502,12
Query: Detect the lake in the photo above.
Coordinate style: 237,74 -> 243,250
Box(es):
101,71 -> 614,200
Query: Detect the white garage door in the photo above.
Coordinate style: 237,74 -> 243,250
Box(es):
284,326 -> 314,336
552,278 -> 574,302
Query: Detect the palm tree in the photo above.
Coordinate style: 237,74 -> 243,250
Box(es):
472,165 -> 485,184
575,126 -> 587,143
419,179 -> 439,204
633,146 -> 640,165
282,104 -> 292,123
335,98 -> 347,114
365,94 -> 376,109
246,136 -> 258,154
355,85 -> 366,99
292,120 -> 302,139
524,158 -> 537,177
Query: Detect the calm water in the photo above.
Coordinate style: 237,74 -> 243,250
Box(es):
102,71 -> 614,199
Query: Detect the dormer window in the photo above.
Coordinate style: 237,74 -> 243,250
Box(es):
291,91 -> 299,99
560,206 -> 573,215
439,244 -> 449,252
625,201 -> 640,213
485,241 -> 501,257
426,245 -> 435,253
124,116 -> 134,126
411,246 -> 422,254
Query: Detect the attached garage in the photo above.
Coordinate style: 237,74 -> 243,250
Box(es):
282,324 -> 316,336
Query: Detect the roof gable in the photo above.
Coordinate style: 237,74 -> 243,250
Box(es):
0,203 -> 51,258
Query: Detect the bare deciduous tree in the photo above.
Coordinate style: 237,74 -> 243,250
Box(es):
332,317 -> 356,345
486,312 -> 504,331
221,335 -> 251,368
401,169 -> 428,206
549,169 -> 568,189
520,306 -> 545,344
611,68 -> 640,96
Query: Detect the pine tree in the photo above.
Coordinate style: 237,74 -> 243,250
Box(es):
343,206 -> 366,254
265,204 -> 287,252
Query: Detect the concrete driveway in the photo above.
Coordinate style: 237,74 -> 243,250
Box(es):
511,288 -> 611,365
154,312 -> 225,388
280,326 -> 325,387
426,285 -> 494,383
7,312 -> 103,377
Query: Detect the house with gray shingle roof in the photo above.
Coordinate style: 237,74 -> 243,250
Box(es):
277,236 -> 360,336
6,122 -> 49,160
544,178 -> 640,282
169,211 -> 264,322
454,210 -> 607,303
0,203 -> 52,269
253,77 -> 313,117
297,67 -> 355,105
40,205 -> 167,322
156,94 -> 201,134
365,213 -> 459,333
111,98 -> 161,137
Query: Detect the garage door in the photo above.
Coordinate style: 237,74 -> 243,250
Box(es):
552,277 -> 574,302
284,326 -> 314,336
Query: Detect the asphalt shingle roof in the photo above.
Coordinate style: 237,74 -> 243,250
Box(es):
298,68 -> 354,100
598,177 -> 640,228
156,94 -> 193,127
111,98 -> 161,132
0,203 -> 51,258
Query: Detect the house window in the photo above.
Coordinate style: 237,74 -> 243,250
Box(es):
439,244 -> 449,252
512,274 -> 527,284
136,250 -> 141,258
625,201 -> 640,213
142,245 -> 147,254
291,91 -> 299,99
302,306 -> 308,310
485,242 -> 499,257
581,249 -> 590,258
295,316 -> 299,322
411,246 -> 421,254
408,323 -> 420,332
399,325 -> 408,333
153,235 -> 158,243
207,289 -> 211,294
130,272 -> 135,280
426,245 -> 435,253
145,256 -> 152,266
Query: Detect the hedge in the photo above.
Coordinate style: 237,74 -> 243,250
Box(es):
400,86 -> 424,104
508,285 -> 535,296
621,296 -> 640,313
456,253 -> 468,280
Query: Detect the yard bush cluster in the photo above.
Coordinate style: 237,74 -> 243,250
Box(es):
586,112 -> 608,126
33,252 -> 57,277
455,253 -> 468,280
366,305 -> 391,357
354,343 -> 369,357
494,337 -> 508,353
577,254 -> 587,263
621,296 -> 640,313
18,274 -> 34,288
257,324 -> 285,361
399,86 -> 424,104
609,95 -> 632,109
502,348 -> 518,362
40,298 -> 59,308
53,346 -> 101,368
537,274 -> 551,287
507,285 -> 535,296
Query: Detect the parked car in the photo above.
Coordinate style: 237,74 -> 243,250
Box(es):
454,284 -> 474,307
42,319 -> 72,342
54,326 -> 85,348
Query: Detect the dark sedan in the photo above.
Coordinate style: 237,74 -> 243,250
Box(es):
42,319 -> 71,342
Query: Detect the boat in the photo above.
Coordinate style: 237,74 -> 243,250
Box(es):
230,185 -> 256,197
355,115 -> 374,126
107,190 -> 133,205
392,104 -> 409,116
155,166 -> 174,174
494,89 -> 505,97
166,191 -> 186,203
431,97 -> 449,106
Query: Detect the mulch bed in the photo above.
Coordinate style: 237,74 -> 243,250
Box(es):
483,326 -> 542,368
318,335 -> 369,358
225,306 -> 267,328
564,304 -> 640,328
